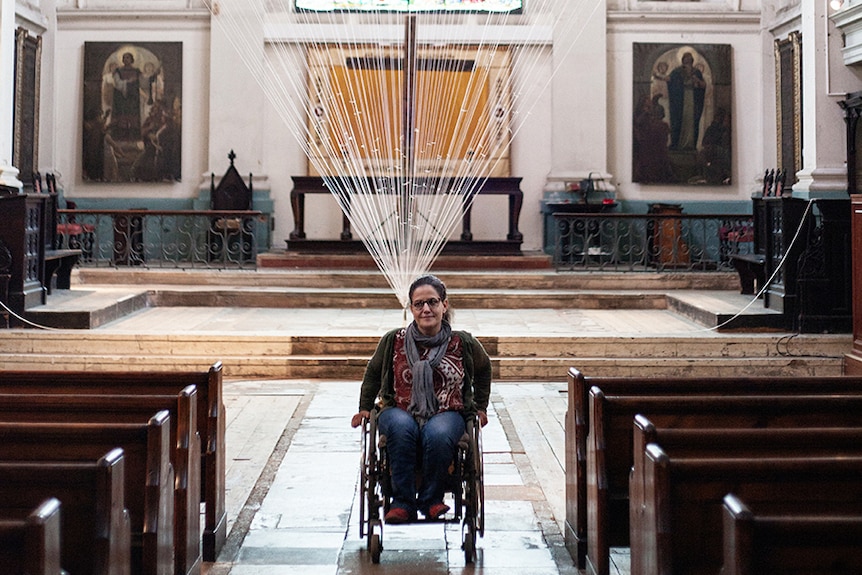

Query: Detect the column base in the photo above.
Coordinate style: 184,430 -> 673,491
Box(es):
0,163 -> 23,191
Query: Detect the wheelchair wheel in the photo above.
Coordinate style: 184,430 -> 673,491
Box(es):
360,413 -> 385,561
370,533 -> 382,564
473,418 -> 485,536
461,418 -> 484,563
463,526 -> 476,563
465,418 -> 484,534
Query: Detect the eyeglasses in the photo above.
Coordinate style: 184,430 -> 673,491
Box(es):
411,298 -> 442,311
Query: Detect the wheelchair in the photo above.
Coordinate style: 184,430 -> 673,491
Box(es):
358,408 -> 485,564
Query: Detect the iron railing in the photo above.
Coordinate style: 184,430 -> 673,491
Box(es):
551,212 -> 755,271
56,209 -> 270,269
56,209 -> 751,273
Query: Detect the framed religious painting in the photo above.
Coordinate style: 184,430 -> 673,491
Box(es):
774,32 -> 802,185
632,43 -> 732,185
82,42 -> 182,183
14,28 -> 41,189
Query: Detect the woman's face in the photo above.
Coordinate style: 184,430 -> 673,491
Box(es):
410,284 -> 448,336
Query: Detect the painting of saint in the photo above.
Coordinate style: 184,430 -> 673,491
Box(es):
83,42 -> 182,183
632,43 -> 731,185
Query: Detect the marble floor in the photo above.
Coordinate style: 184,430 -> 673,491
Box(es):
205,377 -> 606,575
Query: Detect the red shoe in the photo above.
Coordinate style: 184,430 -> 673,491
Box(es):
427,502 -> 450,520
384,507 -> 413,524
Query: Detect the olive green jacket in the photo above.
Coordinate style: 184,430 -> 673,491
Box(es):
358,328 -> 492,417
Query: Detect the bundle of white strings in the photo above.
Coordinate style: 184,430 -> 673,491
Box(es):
203,0 -> 597,307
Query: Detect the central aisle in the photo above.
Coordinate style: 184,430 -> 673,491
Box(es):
205,379 -> 597,574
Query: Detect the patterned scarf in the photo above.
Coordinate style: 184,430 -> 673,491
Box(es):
404,320 -> 452,425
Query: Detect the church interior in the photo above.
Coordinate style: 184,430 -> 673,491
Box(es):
1,0 -> 862,573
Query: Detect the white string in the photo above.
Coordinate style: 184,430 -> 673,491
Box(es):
204,0 -> 589,306
659,199 -> 816,336
0,298 -> 63,331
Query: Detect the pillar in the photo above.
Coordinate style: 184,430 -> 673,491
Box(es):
0,0 -> 22,190
206,0 -> 266,179
793,0 -> 859,199
547,0 -> 609,185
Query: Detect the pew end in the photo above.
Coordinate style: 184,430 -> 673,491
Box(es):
722,493 -> 862,575
0,498 -> 63,575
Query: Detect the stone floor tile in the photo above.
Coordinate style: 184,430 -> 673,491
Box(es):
228,566 -> 337,575
237,545 -> 341,565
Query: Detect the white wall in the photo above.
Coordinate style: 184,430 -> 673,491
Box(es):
607,6 -> 765,202
43,1 -> 770,254
52,7 -> 211,199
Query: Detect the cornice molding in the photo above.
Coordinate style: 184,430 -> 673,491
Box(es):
15,4 -> 49,34
607,9 -> 760,31
832,2 -> 862,65
56,8 -> 211,30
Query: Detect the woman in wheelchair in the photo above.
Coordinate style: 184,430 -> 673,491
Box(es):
351,274 -> 492,525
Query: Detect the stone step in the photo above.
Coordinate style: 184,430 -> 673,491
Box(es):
74,267 -> 741,292
8,263 -> 844,379
0,332 -> 848,358
0,332 -> 848,379
0,352 -> 844,379
145,287 -> 672,310
23,284 -> 788,333
257,250 -> 556,271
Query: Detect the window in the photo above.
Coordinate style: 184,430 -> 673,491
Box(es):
295,0 -> 522,13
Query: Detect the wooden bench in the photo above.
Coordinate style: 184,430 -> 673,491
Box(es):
564,366 -> 862,569
0,448 -> 131,575
0,498 -> 63,575
0,389 -> 201,575
585,390 -> 862,575
721,493 -> 862,575
0,414 -> 174,575
641,446 -> 862,575
43,248 -> 81,293
0,362 -> 225,562
727,253 -> 766,295
630,417 -> 862,575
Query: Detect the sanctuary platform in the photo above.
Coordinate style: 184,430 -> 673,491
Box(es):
1,256 -> 848,379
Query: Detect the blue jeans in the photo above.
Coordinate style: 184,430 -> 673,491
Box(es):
377,407 -> 465,516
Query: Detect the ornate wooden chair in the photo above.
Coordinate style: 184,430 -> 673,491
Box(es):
208,151 -> 254,262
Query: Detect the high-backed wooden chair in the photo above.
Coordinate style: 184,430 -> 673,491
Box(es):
208,150 -> 254,262
50,174 -> 94,260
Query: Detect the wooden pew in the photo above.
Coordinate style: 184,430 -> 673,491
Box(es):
564,366 -> 862,568
0,389 -> 201,575
0,448 -> 131,575
0,498 -> 63,575
0,414 -> 174,575
0,362 -> 226,562
586,390 -> 862,575
640,446 -> 862,575
630,417 -> 862,575
721,493 -> 862,575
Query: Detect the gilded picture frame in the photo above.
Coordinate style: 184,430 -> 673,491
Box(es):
774,32 -> 802,184
13,27 -> 41,188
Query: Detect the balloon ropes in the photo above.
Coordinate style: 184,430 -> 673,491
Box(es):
203,0 -> 597,307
